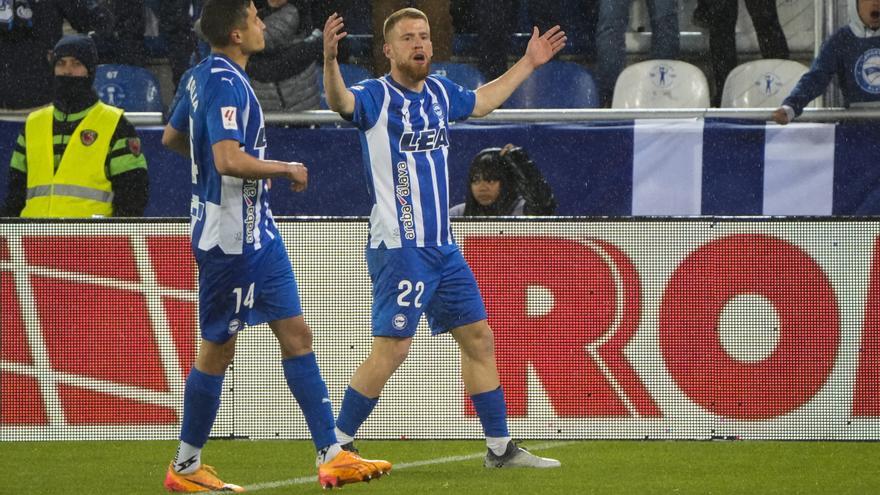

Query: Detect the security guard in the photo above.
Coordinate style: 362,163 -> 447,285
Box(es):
2,34 -> 148,217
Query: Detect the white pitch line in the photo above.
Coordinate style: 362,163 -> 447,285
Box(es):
214,441 -> 575,494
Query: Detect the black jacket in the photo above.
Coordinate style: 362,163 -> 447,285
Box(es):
0,0 -> 114,110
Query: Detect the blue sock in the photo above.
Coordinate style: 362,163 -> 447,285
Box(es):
471,387 -> 510,438
336,386 -> 379,438
282,353 -> 336,451
179,367 -> 224,448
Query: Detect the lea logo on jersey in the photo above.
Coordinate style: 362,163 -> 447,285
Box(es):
221,106 -> 238,130
399,128 -> 449,153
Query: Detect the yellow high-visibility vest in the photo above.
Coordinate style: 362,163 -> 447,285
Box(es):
20,102 -> 123,218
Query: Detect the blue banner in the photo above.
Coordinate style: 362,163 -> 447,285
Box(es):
0,119 -> 878,217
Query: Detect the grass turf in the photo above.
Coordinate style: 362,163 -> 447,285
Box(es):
1,440 -> 878,494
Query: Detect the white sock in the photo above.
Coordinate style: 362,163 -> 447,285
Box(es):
316,443 -> 343,466
486,436 -> 512,456
335,427 -> 354,445
173,441 -> 201,474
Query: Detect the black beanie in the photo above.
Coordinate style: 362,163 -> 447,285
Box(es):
52,34 -> 99,76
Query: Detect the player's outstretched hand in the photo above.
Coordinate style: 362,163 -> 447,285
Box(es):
324,13 -> 347,61
524,25 -> 566,69
286,162 -> 308,192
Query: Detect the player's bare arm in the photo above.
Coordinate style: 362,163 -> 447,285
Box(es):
162,124 -> 191,157
212,139 -> 308,191
472,25 -> 566,117
323,13 -> 355,117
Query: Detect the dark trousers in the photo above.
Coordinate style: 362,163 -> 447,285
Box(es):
706,0 -> 790,105
474,0 -> 568,80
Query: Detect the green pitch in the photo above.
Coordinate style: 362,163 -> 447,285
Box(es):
2,440 -> 879,494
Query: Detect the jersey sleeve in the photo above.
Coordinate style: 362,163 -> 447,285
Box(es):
349,79 -> 385,130
436,76 -> 476,121
168,77 -> 191,133
167,68 -> 194,131
204,73 -> 248,145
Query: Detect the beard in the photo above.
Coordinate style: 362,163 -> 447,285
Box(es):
397,57 -> 431,81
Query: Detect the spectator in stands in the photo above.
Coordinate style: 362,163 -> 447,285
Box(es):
101,0 -> 149,68
471,0 -> 574,81
699,0 -> 790,107
0,0 -> 115,110
2,35 -> 148,217
596,0 -> 680,107
773,0 -> 880,125
247,0 -> 323,110
102,0 -> 198,88
371,1 -> 452,75
450,144 -> 556,216
155,0 -> 201,87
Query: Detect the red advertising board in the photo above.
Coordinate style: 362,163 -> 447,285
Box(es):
1,220 -> 878,440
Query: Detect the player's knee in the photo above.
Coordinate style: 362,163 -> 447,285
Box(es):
380,343 -> 410,368
294,323 -> 314,346
280,324 -> 314,357
462,326 -> 496,361
196,338 -> 237,374
217,344 -> 236,369
390,344 -> 411,366
373,338 -> 411,369
294,325 -> 314,353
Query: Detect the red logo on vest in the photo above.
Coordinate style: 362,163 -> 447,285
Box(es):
127,138 -> 141,157
80,130 -> 98,146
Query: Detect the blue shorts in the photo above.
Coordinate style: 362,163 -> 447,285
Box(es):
196,239 -> 301,343
366,244 -> 487,338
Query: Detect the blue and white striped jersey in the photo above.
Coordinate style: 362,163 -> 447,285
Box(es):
170,53 -> 278,255
349,75 -> 476,249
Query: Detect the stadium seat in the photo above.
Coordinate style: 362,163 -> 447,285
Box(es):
317,63 -> 372,109
721,59 -> 810,108
430,62 -> 486,89
612,60 -> 710,109
503,61 -> 599,109
93,64 -> 164,112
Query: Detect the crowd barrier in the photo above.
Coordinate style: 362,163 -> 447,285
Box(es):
1,113 -> 880,217
2,218 -> 878,441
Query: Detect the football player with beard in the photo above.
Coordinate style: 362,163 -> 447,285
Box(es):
322,7 -> 568,468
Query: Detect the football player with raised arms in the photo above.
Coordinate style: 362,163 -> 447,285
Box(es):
323,7 -> 566,468
160,0 -> 390,490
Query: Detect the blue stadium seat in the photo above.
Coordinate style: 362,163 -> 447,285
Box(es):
93,64 -> 164,112
317,63 -> 373,109
503,61 -> 599,109
430,62 -> 486,89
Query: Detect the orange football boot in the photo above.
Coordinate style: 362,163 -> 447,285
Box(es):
317,450 -> 392,489
164,463 -> 244,492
